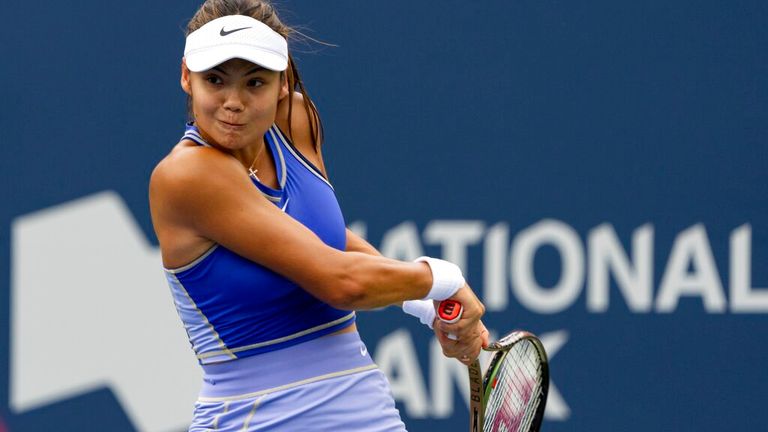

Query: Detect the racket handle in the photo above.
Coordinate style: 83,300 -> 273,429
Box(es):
437,300 -> 463,340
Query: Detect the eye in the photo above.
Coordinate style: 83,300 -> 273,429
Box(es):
247,78 -> 265,88
204,74 -> 223,85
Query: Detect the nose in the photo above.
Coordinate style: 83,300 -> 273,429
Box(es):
222,88 -> 245,112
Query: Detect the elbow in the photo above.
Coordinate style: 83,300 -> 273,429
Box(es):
303,252 -> 375,310
321,277 -> 367,310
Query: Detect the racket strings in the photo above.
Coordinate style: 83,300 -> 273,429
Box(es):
483,341 -> 544,432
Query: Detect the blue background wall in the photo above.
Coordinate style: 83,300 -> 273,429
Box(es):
1,1 -> 766,430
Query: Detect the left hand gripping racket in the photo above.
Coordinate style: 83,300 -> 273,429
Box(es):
437,300 -> 550,432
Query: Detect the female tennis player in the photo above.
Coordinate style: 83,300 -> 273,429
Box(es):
149,1 -> 488,430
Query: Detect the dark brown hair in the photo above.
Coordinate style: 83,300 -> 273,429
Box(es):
186,0 -> 323,149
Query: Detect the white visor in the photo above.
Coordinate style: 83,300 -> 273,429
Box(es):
184,15 -> 288,72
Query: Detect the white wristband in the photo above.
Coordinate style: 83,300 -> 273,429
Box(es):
402,300 -> 436,329
415,256 -> 465,301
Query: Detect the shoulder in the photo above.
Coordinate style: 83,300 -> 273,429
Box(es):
150,142 -> 247,209
275,91 -> 329,176
275,91 -> 315,142
152,142 -> 238,185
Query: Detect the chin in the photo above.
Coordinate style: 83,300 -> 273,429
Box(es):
218,134 -> 247,150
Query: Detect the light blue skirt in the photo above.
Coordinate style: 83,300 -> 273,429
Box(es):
189,332 -> 407,431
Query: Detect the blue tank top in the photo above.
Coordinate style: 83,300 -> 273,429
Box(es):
164,123 -> 355,364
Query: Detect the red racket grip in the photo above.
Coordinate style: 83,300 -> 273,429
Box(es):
437,300 -> 463,340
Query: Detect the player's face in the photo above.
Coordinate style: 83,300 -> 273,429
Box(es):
181,58 -> 288,151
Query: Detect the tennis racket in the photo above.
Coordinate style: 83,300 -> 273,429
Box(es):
437,300 -> 549,432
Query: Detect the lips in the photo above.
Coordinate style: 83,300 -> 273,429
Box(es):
218,120 -> 246,130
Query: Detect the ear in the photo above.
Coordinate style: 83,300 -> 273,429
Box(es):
180,58 -> 192,95
278,72 -> 289,100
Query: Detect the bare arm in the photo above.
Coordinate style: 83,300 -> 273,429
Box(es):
150,147 -> 433,311
344,227 -> 488,363
346,228 -> 382,256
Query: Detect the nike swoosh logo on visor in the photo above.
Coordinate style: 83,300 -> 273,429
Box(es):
220,26 -> 251,36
